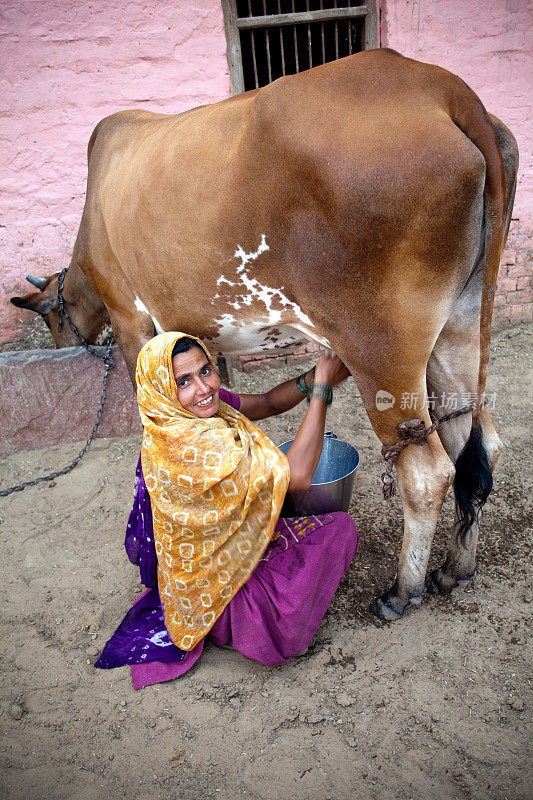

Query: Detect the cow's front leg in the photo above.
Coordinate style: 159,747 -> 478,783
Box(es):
372,432 -> 454,620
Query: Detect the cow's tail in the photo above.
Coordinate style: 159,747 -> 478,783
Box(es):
448,85 -> 507,536
453,424 -> 493,536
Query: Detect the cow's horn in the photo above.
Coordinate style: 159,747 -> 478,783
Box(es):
25,274 -> 47,290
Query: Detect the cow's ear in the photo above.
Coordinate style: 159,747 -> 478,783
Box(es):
11,293 -> 58,316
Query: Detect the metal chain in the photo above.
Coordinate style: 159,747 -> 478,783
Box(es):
56,267 -> 111,361
1,269 -> 114,498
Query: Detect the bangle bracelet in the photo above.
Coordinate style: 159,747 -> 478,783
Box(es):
307,381 -> 333,406
295,366 -> 315,395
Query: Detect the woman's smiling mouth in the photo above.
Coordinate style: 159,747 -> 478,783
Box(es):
196,394 -> 215,408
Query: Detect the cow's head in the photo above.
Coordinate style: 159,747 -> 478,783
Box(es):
10,271 -> 112,348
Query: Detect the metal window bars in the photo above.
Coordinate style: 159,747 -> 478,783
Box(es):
222,0 -> 379,95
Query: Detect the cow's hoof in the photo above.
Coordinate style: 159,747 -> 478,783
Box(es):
457,571 -> 476,589
371,591 -> 404,621
409,592 -> 424,606
427,567 -> 476,595
427,568 -> 455,595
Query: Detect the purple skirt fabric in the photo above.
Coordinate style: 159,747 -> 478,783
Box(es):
126,512 -> 357,689
95,388 -> 358,688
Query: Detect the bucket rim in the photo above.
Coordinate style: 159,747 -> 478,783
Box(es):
277,436 -> 360,488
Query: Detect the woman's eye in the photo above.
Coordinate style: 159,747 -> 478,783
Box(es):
201,367 -> 211,376
178,379 -> 188,387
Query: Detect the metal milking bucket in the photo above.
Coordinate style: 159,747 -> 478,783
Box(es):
278,432 -> 360,517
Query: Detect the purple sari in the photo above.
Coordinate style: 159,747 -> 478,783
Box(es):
95,389 -> 358,688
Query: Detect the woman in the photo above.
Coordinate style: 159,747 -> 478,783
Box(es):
96,332 -> 358,689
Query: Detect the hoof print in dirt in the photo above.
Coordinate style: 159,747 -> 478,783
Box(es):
9,703 -> 24,721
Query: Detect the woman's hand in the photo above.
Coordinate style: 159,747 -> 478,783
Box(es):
315,351 -> 350,387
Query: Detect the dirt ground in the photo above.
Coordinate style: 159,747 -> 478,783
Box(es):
1,324 -> 531,800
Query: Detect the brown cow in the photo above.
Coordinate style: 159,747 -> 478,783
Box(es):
11,50 -> 518,620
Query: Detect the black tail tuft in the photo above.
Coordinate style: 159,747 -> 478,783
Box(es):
453,422 -> 493,538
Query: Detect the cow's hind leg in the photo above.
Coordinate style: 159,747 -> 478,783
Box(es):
427,403 -> 500,594
421,114 -> 516,594
424,277 -> 502,594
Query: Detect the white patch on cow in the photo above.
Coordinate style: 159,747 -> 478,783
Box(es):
214,235 -> 314,328
205,320 -> 303,355
134,296 -> 150,315
134,296 -> 165,335
211,235 -> 332,352
217,275 -> 236,287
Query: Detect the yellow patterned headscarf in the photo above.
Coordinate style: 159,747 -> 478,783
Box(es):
136,332 -> 290,651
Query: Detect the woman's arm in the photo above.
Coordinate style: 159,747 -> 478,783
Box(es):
238,366 -> 315,421
239,358 -> 349,421
284,353 -> 344,492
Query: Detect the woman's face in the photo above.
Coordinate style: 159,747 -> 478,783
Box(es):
172,346 -> 221,418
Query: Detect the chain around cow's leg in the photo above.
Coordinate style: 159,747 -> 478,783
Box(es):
372,429 -> 454,621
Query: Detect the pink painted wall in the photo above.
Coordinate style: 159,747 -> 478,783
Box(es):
381,0 -> 532,325
1,0 -> 231,346
1,0 -> 531,348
